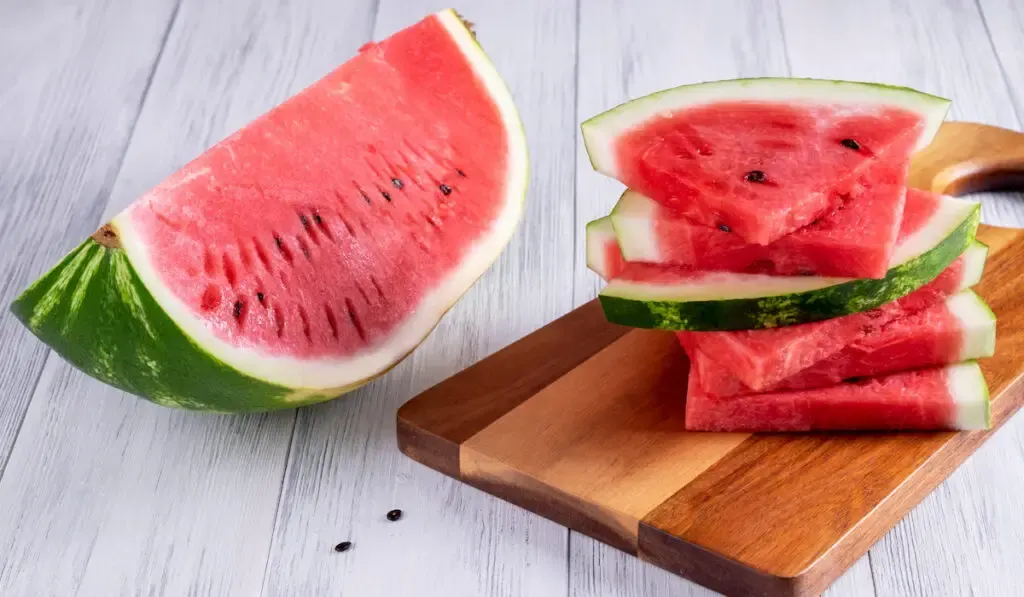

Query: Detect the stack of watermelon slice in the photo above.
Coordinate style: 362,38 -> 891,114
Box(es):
582,79 -> 995,432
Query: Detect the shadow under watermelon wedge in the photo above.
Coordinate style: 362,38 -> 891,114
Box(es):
11,10 -> 528,412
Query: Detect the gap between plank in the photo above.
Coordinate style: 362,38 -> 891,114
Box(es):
974,0 -> 1024,127
256,2 -> 381,593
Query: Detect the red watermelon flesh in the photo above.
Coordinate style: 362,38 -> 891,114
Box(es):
614,163 -> 933,279
585,217 -> 627,280
684,362 -> 989,432
615,101 -> 924,244
676,249 -> 980,392
123,13 -> 517,360
693,290 -> 996,398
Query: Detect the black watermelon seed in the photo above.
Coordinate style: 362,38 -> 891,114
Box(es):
313,213 -> 323,224
386,509 -> 403,521
257,292 -> 265,303
300,214 -> 310,229
274,236 -> 283,249
382,191 -> 392,202
391,178 -> 403,189
233,301 -> 243,318
840,138 -> 861,151
718,224 -> 731,233
744,170 -> 767,183
334,541 -> 352,553
361,191 -> 372,204
439,184 -> 452,196
456,169 -> 466,177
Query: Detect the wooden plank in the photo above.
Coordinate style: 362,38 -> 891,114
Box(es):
977,0 -> 1024,118
571,0 -> 795,594
0,0 -> 378,594
777,1 -> 1024,594
260,1 -> 578,595
0,0 -> 179,470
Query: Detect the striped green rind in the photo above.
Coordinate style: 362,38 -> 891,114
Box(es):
599,205 -> 980,331
10,240 -> 337,412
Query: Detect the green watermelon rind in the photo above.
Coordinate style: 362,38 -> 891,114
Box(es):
581,77 -> 951,175
599,204 -> 980,331
9,10 -> 530,412
10,240 -> 322,412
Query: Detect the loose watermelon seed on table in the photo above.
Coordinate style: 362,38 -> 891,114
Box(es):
684,361 -> 990,433
676,241 -> 988,392
582,78 -> 950,245
691,288 -> 996,398
10,10 -> 528,412
598,193 -> 980,331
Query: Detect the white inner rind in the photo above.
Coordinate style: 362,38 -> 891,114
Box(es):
947,290 -> 997,360
890,197 -> 980,265
585,217 -> 617,280
946,362 -> 991,430
958,241 -> 989,288
582,78 -> 951,178
602,271 -> 845,301
610,191 -> 659,262
113,9 -> 528,392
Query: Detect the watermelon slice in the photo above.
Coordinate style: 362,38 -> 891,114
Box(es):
599,194 -> 980,331
693,289 -> 996,398
612,160 -> 918,279
676,242 -> 988,392
684,362 -> 990,432
10,11 -> 528,412
582,78 -> 950,245
585,217 -> 626,280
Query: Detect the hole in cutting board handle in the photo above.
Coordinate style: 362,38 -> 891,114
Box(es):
910,121 -> 1024,196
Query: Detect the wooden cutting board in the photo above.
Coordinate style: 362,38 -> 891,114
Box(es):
396,122 -> 1024,597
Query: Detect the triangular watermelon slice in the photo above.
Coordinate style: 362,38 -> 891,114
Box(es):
691,289 -> 996,398
676,242 -> 988,392
685,362 -> 990,432
582,78 -> 950,245
11,11 -> 528,412
599,194 -> 980,331
611,159 -> 913,279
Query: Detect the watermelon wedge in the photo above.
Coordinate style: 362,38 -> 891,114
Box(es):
676,241 -> 988,392
11,11 -> 528,412
675,242 -> 987,393
599,194 -> 979,331
582,78 -> 950,245
585,217 -> 626,280
684,362 -> 990,432
693,289 -> 996,398
612,161 -> 920,279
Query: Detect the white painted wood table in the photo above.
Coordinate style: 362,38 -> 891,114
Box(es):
2,1 -> 1024,595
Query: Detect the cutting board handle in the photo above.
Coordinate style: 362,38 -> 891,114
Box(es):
910,121 -> 1024,196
